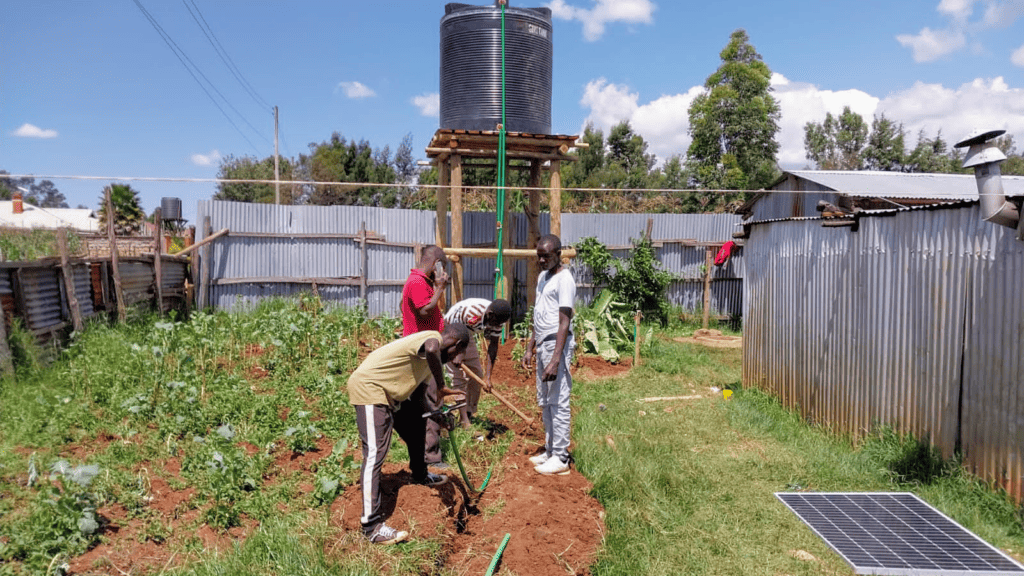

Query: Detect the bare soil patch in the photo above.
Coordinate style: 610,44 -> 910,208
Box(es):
63,338 -> 624,575
674,329 -> 743,349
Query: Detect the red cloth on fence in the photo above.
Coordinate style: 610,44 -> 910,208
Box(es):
714,241 -> 736,266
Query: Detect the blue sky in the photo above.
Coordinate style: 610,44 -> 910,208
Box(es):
4,0 -> 1024,224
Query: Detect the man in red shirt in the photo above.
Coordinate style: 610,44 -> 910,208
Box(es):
400,245 -> 452,466
401,245 -> 448,336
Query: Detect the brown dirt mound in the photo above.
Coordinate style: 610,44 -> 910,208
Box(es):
674,329 -> 742,349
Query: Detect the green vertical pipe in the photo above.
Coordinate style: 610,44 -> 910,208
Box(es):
485,533 -> 512,576
494,1 -> 507,302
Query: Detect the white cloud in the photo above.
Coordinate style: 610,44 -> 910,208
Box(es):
336,81 -> 376,99
548,0 -> 655,41
876,77 -> 1024,146
576,73 -> 1024,171
898,0 -> 1024,62
411,92 -> 439,117
191,150 -> 222,167
1012,43 -> 1024,66
896,27 -> 966,62
12,123 -> 58,138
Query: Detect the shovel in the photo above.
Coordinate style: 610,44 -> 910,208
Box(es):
460,366 -> 535,429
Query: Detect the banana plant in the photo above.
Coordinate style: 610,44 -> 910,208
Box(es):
579,290 -> 636,363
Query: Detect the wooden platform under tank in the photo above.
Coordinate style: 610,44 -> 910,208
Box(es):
425,128 -> 583,163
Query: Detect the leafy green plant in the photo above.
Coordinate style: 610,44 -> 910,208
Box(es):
311,439 -> 359,507
284,410 -> 321,454
0,459 -> 103,572
575,235 -> 675,325
181,425 -> 260,530
0,227 -> 82,261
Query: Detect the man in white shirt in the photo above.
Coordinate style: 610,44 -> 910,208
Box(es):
443,298 -> 512,428
521,234 -> 576,476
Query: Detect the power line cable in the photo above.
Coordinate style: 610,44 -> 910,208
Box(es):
183,0 -> 272,112
131,0 -> 270,152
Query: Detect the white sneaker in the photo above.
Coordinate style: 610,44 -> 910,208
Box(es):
528,452 -> 549,466
534,455 -> 570,476
368,523 -> 409,545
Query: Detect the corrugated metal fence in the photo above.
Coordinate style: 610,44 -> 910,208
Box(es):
195,201 -> 744,318
743,204 -> 1024,501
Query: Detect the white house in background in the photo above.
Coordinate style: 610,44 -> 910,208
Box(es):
0,193 -> 101,232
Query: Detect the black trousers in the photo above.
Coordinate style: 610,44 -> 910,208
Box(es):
354,383 -> 430,535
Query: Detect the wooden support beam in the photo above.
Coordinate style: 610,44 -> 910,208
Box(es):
153,208 -> 163,314
106,189 -> 126,323
200,217 -> 212,310
173,228 -> 229,257
437,158 -> 449,247
526,160 -> 542,312
57,227 -> 84,333
451,154 -> 464,302
549,160 -> 562,239
211,277 -> 407,287
443,247 -> 576,259
426,147 -> 576,162
703,247 -> 714,330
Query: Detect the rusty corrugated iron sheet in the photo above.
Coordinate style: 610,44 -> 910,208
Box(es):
744,203 -> 1024,501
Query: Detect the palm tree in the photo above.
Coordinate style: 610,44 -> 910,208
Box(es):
98,184 -> 145,235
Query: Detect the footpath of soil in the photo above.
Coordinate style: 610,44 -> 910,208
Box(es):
65,338 -> 631,576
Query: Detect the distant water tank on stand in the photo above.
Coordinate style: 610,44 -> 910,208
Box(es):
160,197 -> 182,221
440,2 -> 552,135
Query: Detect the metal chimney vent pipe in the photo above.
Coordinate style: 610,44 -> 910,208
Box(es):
955,129 -> 1020,229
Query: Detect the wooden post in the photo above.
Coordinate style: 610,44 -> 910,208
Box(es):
451,154 -> 464,302
498,157 -> 512,302
57,227 -> 84,333
549,160 -> 562,239
200,216 -> 212,310
358,221 -> 368,307
702,246 -> 714,330
436,158 -> 450,247
634,311 -> 642,366
0,297 -> 14,377
526,160 -> 542,312
106,189 -> 127,323
153,208 -> 164,314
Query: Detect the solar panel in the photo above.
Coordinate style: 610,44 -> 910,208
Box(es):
776,492 -> 1024,576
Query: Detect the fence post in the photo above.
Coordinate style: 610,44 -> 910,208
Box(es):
0,300 -> 13,377
106,189 -> 127,322
199,216 -> 212,310
359,221 -> 368,308
153,208 -> 163,315
57,227 -> 85,333
702,246 -> 714,330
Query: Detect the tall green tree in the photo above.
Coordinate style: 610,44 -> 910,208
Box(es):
803,106 -> 869,170
33,180 -> 67,208
98,184 -> 145,235
214,154 -> 296,203
0,171 -> 38,203
995,135 -> 1024,176
686,29 -> 781,196
606,121 -> 655,190
304,133 -> 399,207
904,130 -> 964,174
863,114 -> 907,171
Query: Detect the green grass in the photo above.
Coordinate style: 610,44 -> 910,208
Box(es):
574,337 -> 1024,575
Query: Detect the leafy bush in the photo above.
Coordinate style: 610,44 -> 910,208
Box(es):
0,227 -> 82,262
575,236 -> 674,325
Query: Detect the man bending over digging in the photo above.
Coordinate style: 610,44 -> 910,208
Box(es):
443,297 -> 512,428
347,323 -> 471,544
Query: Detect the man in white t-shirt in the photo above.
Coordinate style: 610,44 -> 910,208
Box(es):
521,234 -> 576,476
443,298 -> 512,428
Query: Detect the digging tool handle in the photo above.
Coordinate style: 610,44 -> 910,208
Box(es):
461,366 -> 535,426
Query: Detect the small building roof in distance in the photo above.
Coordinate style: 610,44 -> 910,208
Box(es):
0,201 -> 101,232
783,170 -> 1024,200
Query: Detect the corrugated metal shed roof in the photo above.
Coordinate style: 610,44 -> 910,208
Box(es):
785,170 -> 1024,200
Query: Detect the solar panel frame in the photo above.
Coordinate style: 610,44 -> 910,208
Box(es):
776,492 -> 1024,576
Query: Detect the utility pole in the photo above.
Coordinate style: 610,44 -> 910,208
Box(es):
274,105 -> 280,204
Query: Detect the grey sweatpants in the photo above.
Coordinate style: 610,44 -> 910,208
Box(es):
535,338 -> 575,462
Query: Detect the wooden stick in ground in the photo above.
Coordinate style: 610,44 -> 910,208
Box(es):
461,365 -> 535,427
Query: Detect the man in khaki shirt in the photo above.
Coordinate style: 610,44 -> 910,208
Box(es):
347,323 -> 470,544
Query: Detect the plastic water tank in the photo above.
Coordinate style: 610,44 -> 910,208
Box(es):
440,2 -> 552,135
160,197 -> 182,221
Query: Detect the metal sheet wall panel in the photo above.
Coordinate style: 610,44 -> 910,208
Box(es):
743,210 -> 967,453
19,267 -> 63,332
72,265 -> 95,317
744,204 -> 1024,500
961,217 -> 1024,502
0,269 -> 11,295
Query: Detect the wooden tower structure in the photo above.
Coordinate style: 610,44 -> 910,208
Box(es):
426,128 -> 582,310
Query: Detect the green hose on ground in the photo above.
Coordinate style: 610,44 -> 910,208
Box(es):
485,533 -> 512,576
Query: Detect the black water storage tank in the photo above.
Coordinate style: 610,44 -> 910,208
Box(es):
440,2 -> 552,135
160,197 -> 182,221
